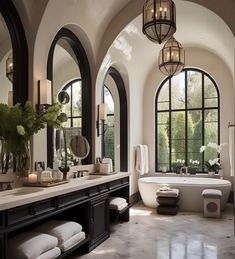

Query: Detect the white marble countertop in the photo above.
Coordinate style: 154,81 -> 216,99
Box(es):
0,172 -> 130,211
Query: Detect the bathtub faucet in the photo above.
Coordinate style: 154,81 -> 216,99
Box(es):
180,166 -> 188,175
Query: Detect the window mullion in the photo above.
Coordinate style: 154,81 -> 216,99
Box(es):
185,70 -> 188,166
202,73 -> 205,172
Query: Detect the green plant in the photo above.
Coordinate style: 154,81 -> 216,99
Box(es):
0,101 -> 67,176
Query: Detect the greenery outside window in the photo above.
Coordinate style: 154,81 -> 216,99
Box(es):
102,86 -> 115,169
60,79 -> 82,128
155,68 -> 220,172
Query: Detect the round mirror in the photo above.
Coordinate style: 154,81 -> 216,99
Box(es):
69,135 -> 90,159
58,90 -> 70,104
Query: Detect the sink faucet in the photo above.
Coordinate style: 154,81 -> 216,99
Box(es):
180,166 -> 188,175
0,181 -> 13,191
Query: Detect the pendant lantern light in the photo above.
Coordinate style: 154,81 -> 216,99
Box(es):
142,0 -> 176,44
158,36 -> 185,76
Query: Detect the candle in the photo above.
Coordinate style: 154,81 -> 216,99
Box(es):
28,173 -> 37,183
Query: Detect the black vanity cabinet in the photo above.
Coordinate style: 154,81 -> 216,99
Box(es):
90,193 -> 109,250
0,174 -> 129,259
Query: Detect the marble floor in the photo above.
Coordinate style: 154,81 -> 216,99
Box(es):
68,202 -> 235,259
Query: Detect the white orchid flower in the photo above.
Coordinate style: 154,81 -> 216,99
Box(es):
200,146 -> 206,153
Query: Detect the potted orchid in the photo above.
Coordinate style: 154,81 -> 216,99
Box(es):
188,159 -> 200,174
199,142 -> 225,175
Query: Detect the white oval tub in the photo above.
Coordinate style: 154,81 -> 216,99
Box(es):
138,177 -> 232,212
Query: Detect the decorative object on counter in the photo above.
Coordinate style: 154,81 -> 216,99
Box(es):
102,158 -> 113,172
0,139 -> 12,174
0,101 -> 67,177
200,142 -> 226,175
58,128 -> 70,180
28,173 -> 37,183
99,163 -> 111,175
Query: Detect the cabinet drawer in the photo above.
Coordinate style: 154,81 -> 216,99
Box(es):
89,186 -> 99,197
7,205 -> 33,225
99,183 -> 109,193
7,198 -> 56,225
33,198 -> 56,216
58,190 -> 88,208
109,179 -> 122,190
121,177 -> 129,185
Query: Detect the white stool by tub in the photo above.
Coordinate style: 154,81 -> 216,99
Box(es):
202,189 -> 222,218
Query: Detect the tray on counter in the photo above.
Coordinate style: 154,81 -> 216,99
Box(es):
23,180 -> 69,187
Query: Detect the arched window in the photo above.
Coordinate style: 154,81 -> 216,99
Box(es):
102,85 -> 115,167
60,79 -> 82,128
155,68 -> 220,172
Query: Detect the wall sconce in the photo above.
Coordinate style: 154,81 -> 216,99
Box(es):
96,103 -> 107,136
37,79 -> 52,112
8,91 -> 13,106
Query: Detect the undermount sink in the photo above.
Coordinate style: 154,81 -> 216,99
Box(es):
77,175 -> 102,181
1,187 -> 44,196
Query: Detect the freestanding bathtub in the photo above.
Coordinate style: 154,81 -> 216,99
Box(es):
138,176 -> 232,212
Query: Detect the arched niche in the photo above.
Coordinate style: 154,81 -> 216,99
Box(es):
104,67 -> 128,171
47,28 -> 92,167
0,0 -> 28,104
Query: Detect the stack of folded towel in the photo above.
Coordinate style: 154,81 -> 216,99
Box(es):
8,231 -> 61,259
156,187 -> 180,215
109,197 -> 128,211
34,220 -> 85,252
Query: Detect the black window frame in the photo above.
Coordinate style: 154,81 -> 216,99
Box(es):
61,79 -> 82,128
155,68 -> 220,173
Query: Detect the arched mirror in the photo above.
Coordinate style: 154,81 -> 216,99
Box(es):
102,67 -> 128,172
47,28 -> 92,168
0,1 -> 28,105
0,1 -> 28,174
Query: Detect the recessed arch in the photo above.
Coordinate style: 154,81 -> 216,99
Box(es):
47,28 -> 92,167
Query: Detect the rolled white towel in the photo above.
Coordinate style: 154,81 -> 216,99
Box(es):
60,231 -> 86,252
36,247 -> 61,259
110,197 -> 127,206
8,232 -> 58,259
110,202 -> 128,211
34,220 -> 82,245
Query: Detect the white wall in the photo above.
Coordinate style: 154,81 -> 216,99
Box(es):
143,47 -> 234,183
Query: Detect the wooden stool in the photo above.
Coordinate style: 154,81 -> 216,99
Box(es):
202,189 -> 222,218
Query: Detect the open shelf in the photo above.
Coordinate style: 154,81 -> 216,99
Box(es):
57,236 -> 89,259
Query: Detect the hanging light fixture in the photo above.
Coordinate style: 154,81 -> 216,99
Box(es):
158,36 -> 185,76
142,0 -> 176,44
6,51 -> 13,83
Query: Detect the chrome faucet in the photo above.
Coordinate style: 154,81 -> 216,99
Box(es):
180,166 -> 188,175
0,181 -> 13,191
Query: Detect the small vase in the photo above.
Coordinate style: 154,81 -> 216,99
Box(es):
0,140 -> 12,174
15,141 -> 31,177
208,171 -> 215,177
